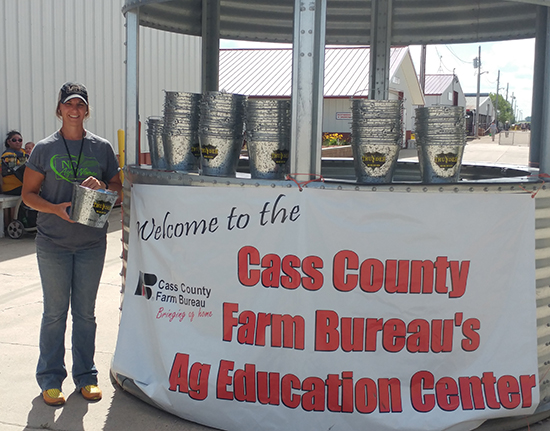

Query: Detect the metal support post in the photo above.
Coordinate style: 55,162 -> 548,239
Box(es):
202,0 -> 220,92
530,6 -> 546,168
290,0 -> 327,181
369,0 -> 392,100
540,7 -> 550,174
124,8 -> 140,166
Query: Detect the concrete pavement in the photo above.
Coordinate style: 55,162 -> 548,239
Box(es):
1,133 -> 548,431
0,208 -> 214,431
399,131 -> 531,166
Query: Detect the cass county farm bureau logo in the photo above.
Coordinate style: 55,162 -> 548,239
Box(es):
134,271 -> 211,307
135,271 -> 156,299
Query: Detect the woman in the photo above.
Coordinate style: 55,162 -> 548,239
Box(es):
22,82 -> 122,406
1,130 -> 27,195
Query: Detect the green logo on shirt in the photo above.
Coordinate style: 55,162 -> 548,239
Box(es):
50,154 -> 100,182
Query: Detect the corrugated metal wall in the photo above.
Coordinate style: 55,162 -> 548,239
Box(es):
0,0 -> 201,152
124,0 -> 540,45
535,189 -> 550,412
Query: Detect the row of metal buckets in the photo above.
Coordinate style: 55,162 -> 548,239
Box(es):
148,91 -> 290,179
147,91 -> 467,183
351,100 -> 467,183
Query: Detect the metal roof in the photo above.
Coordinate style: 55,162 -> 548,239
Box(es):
219,46 -> 409,97
423,74 -> 457,96
123,0 -> 545,45
465,95 -> 492,111
219,49 -> 292,96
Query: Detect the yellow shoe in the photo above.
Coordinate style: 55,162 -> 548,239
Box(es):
81,385 -> 102,401
43,388 -> 66,406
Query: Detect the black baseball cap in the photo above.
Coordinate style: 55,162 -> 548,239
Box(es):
59,82 -> 88,105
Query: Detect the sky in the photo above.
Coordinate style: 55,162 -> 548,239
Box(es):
220,39 -> 536,121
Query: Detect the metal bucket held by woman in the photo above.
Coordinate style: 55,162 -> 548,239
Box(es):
199,91 -> 247,177
415,106 -> 466,183
162,91 -> 201,172
351,99 -> 403,184
245,99 -> 291,180
70,183 -> 118,228
146,116 -> 167,169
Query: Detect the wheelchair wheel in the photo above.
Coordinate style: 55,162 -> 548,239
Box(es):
7,220 -> 24,239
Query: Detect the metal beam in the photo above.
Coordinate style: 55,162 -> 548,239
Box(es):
540,7 -> 550,174
290,0 -> 327,181
369,0 -> 392,100
202,0 -> 220,92
530,5 -> 546,168
124,8 -> 140,166
502,0 -> 550,6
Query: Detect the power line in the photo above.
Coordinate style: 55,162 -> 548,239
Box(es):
444,45 -> 470,64
434,46 -> 455,74
483,73 -> 497,85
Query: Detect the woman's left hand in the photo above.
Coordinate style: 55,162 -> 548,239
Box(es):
81,176 -> 107,190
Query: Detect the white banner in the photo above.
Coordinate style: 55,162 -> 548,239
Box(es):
112,184 -> 538,431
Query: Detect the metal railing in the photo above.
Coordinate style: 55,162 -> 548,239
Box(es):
499,130 -> 532,146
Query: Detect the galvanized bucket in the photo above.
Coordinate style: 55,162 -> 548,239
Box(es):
70,183 -> 118,228
417,142 -> 466,183
146,116 -> 166,169
351,99 -> 403,183
246,99 -> 291,179
415,105 -> 465,122
415,106 -> 467,183
199,92 -> 246,177
351,143 -> 401,183
162,91 -> 201,172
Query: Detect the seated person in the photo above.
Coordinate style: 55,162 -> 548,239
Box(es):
2,130 -> 27,195
1,130 -> 27,229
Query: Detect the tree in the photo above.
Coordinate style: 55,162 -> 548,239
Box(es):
489,93 -> 515,125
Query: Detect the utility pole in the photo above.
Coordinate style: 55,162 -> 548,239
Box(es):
506,83 -> 509,102
495,70 -> 500,127
419,45 -> 427,94
474,46 -> 481,138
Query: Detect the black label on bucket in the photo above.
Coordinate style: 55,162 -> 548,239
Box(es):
362,152 -> 386,168
191,145 -> 201,158
271,149 -> 289,165
434,152 -> 458,169
93,200 -> 113,216
202,145 -> 218,160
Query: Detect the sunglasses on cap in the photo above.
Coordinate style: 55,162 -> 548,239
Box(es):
11,138 -> 23,143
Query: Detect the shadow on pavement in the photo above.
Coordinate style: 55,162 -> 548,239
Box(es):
102,381 -> 217,431
24,392 -> 88,431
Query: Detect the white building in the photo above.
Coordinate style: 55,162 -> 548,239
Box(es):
465,93 -> 496,134
0,0 -> 201,152
423,74 -> 466,108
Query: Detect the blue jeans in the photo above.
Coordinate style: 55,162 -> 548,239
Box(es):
36,241 -> 106,391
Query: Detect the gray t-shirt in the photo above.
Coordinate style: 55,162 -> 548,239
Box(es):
26,130 -> 120,250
